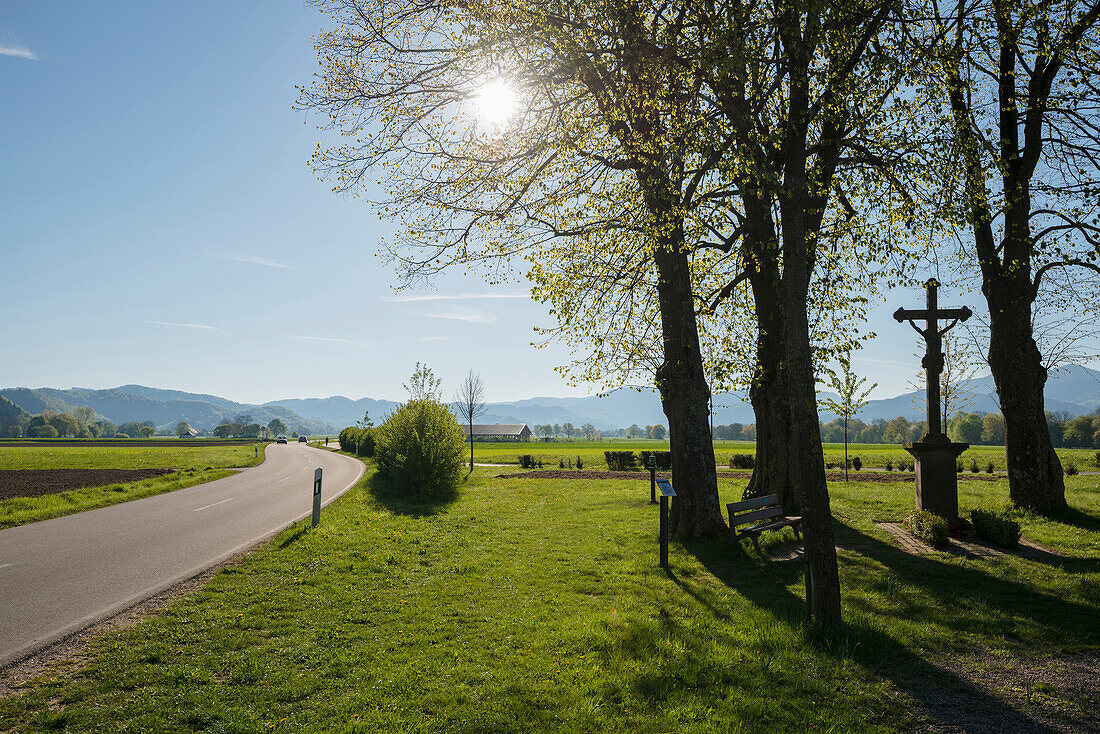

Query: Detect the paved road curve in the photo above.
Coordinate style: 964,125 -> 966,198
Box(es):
0,443 -> 364,667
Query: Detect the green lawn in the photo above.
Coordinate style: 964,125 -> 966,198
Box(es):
2,464 -> 1096,732
471,439 -> 1100,472
0,444 -> 264,529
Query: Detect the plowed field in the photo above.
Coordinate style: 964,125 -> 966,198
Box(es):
0,469 -> 177,500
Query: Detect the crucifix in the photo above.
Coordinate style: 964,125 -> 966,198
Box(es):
893,279 -> 972,440
893,278 -> 973,522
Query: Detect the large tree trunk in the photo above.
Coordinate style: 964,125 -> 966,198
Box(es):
985,279 -> 1067,512
743,209 -> 795,512
652,239 -> 726,541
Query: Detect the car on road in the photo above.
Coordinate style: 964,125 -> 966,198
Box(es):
298,436 -> 307,442
276,436 -> 288,444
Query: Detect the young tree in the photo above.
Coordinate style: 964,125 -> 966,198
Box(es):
820,357 -> 877,481
453,369 -> 488,470
920,0 -> 1100,511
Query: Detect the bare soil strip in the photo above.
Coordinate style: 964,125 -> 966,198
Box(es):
0,469 -> 177,500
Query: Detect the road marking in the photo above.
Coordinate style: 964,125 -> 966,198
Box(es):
192,498 -> 234,512
0,563 -> 11,570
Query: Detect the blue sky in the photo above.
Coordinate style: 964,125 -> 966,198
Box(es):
0,2 -> 1002,405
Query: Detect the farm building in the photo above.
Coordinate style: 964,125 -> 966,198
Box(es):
463,424 -> 532,442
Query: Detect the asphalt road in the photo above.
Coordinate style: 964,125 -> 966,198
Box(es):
0,443 -> 364,667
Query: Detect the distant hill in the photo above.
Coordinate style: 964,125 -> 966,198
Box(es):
2,364 -> 1096,435
0,386 -> 334,436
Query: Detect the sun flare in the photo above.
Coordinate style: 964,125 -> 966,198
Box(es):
474,80 -> 518,128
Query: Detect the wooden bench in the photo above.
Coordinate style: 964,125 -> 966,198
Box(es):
727,494 -> 802,553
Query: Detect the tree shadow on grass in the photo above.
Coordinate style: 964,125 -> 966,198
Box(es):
1042,505 -> 1100,533
364,472 -> 458,518
683,530 -> 1078,733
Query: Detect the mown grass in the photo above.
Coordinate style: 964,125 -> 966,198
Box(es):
473,439 -> 1100,472
0,445 -> 264,529
2,466 -> 1096,733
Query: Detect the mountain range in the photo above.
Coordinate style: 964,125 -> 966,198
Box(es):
3,364 -> 1098,435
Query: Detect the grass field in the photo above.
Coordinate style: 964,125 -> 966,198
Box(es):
470,439 -> 1100,472
0,444 -> 264,529
2,463 -> 1096,732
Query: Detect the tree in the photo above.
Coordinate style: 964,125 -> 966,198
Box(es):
139,425 -> 155,438
918,0 -> 1100,511
581,423 -> 597,441
908,332 -> 980,425
646,424 -> 667,440
820,357 -> 877,481
453,369 -> 488,470
561,423 -> 576,441
375,365 -> 465,499
980,413 -> 1007,446
300,0 -> 728,540
175,421 -> 192,438
48,413 -> 81,438
268,418 -> 288,437
949,412 -> 984,445
626,424 -> 643,440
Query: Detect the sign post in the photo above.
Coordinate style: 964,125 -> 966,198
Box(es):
312,467 -> 322,528
656,478 -> 676,568
648,455 -> 657,504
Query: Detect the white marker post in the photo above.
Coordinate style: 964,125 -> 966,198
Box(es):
312,467 -> 322,527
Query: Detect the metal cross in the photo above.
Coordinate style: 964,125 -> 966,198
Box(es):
893,279 -> 972,438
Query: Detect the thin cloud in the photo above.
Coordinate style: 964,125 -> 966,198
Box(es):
214,253 -> 294,270
421,309 -> 499,324
417,336 -> 451,342
282,334 -> 372,346
381,292 -> 528,303
146,321 -> 223,332
0,28 -> 36,59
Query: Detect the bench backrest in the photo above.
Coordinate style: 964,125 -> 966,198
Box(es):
727,494 -> 783,528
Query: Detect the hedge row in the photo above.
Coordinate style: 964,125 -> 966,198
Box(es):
338,426 -> 376,457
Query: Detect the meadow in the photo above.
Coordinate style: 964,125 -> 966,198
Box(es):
469,439 -> 1100,473
2,462 -> 1096,732
0,444 -> 264,529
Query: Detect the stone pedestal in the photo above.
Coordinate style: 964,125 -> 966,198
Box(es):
904,436 -> 969,522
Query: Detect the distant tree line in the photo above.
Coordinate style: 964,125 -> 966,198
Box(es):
530,423 -> 667,441
711,409 -> 1100,448
0,402 -> 156,439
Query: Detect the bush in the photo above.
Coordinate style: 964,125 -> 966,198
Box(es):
1064,461 -> 1079,476
338,426 -> 376,457
956,461 -> 963,473
518,455 -> 536,469
885,460 -> 893,471
986,461 -> 995,474
1094,450 -> 1100,467
729,454 -> 755,470
903,510 -> 950,549
851,456 -> 862,471
26,424 -> 59,438
970,459 -> 980,473
576,456 -> 584,470
604,451 -> 638,471
374,399 -> 464,499
558,457 -> 565,468
970,509 -> 1021,549
639,450 -> 672,470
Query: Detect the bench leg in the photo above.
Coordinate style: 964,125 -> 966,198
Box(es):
751,535 -> 761,555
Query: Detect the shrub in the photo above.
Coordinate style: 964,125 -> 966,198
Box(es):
558,457 -> 565,468
338,426 -> 376,457
970,509 -> 1021,549
729,454 -> 755,470
826,461 -> 836,469
518,455 -> 536,469
576,456 -> 584,470
1064,461 -> 1079,476
1094,450 -> 1100,467
956,461 -> 963,473
903,510 -> 950,548
852,456 -> 862,471
970,459 -> 980,473
604,451 -> 638,471
374,399 -> 465,499
639,450 -> 672,470
985,461 -> 995,474
885,460 -> 893,471
26,424 -> 59,438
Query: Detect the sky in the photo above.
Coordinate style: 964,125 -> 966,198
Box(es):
0,2 -> 1053,406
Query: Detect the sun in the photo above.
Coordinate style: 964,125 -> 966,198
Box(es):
473,79 -> 518,128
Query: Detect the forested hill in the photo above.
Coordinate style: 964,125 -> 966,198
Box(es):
0,386 -> 333,436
